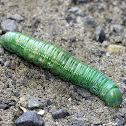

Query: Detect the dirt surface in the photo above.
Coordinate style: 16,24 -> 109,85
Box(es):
0,0 -> 126,126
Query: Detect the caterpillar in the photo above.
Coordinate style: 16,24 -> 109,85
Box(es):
0,32 -> 122,107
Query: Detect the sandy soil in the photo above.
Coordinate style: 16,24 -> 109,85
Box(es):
0,0 -> 126,126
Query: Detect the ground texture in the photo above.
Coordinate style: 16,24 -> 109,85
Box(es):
0,0 -> 126,126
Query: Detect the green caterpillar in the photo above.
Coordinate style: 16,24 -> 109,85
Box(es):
0,32 -> 122,107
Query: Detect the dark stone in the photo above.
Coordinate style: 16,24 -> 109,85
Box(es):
95,26 -> 106,43
33,19 -> 40,28
28,99 -> 43,109
116,118 -> 125,126
65,16 -> 76,23
74,0 -> 92,4
0,118 -> 2,121
14,111 -> 45,126
4,83 -> 9,88
0,58 -> 5,66
61,38 -> 67,42
90,107 -> 94,110
123,79 -> 126,85
45,99 -> 52,106
0,104 -> 9,110
1,19 -> 17,33
76,87 -> 91,99
51,109 -> 69,119
122,18 -> 126,26
106,18 -> 112,23
8,100 -> 17,106
70,37 -> 76,42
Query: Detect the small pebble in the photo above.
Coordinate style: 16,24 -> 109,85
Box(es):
76,110 -> 85,118
70,37 -> 76,42
65,16 -> 76,23
19,96 -> 28,106
69,119 -> 88,126
28,99 -> 43,109
107,45 -> 125,54
102,41 -> 110,48
9,61 -> 16,70
13,92 -> 20,97
1,19 -> 17,33
122,18 -> 126,26
11,79 -> 16,85
8,100 -> 17,106
83,17 -> 95,27
7,13 -> 24,22
123,113 -> 126,121
119,86 -> 125,94
45,99 -> 52,106
51,109 -> 69,119
122,62 -> 126,66
68,7 -> 80,14
0,58 -> 4,65
61,38 -> 67,42
0,104 -> 9,110
123,79 -> 126,85
0,118 -> 2,121
106,18 -> 112,23
95,26 -> 106,43
98,4 -> 104,10
37,109 -> 45,116
4,61 -> 10,67
6,73 -> 12,78
76,87 -> 91,99
74,0 -> 91,4
0,47 -> 4,55
111,23 -> 123,34
15,111 -> 45,126
33,19 -> 41,28
116,118 -> 125,126
93,51 -> 105,57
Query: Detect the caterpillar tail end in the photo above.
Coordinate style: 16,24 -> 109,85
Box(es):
105,88 -> 122,107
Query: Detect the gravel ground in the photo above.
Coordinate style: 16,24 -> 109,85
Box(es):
0,0 -> 126,126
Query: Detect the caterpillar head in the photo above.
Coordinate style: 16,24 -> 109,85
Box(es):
105,88 -> 122,107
